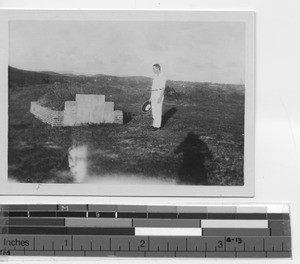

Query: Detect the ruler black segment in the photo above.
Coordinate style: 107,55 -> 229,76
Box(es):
5,226 -> 67,235
203,228 -> 271,237
267,214 -> 290,220
117,212 -> 147,219
5,211 -> 28,217
178,213 -> 207,219
133,219 -> 200,228
57,211 -> 86,218
66,228 -> 134,235
236,213 -> 267,219
29,211 -> 57,217
8,218 -> 65,226
88,212 -> 115,218
148,213 -> 178,219
207,213 -> 237,219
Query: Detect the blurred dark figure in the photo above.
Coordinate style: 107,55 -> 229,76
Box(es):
174,132 -> 213,185
161,107 -> 177,128
123,112 -> 132,124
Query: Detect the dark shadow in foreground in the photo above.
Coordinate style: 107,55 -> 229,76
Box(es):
161,107 -> 177,128
174,132 -> 213,185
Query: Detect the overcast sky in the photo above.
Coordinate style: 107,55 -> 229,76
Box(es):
9,21 -> 245,84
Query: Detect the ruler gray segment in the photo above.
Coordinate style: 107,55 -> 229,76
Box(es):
65,218 -> 132,227
73,235 -> 110,251
0,218 -> 8,226
27,205 -> 58,211
146,252 -> 175,257
88,205 -> 117,212
203,228 -> 270,236
133,219 -> 200,228
206,252 -> 236,258
267,252 -> 291,258
205,237 -> 226,252
85,251 -> 115,257
225,237 -> 264,252
1,235 -> 34,250
207,207 -> 237,213
149,237 -> 187,252
187,237 -> 206,251
186,237 -> 225,252
58,205 -> 87,211
111,236 -> 148,251
236,252 -> 267,258
1,205 -> 27,211
176,252 -> 206,258
147,206 -> 177,213
117,205 -> 147,212
264,237 -> 291,252
7,250 -> 25,256
25,250 -> 55,256
115,251 -> 145,257
55,251 -> 85,256
177,207 -> 207,213
35,235 -> 72,251
269,220 -> 291,236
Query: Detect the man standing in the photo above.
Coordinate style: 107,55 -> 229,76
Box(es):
150,64 -> 166,130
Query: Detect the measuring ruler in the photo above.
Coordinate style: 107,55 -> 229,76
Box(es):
0,204 -> 291,258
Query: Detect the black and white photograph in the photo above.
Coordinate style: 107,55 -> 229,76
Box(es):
2,10 -> 255,196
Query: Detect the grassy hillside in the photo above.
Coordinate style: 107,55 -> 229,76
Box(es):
8,66 -> 245,186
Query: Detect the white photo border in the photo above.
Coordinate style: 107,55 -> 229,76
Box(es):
0,10 -> 255,197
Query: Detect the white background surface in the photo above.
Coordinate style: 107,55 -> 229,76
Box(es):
0,0 -> 299,264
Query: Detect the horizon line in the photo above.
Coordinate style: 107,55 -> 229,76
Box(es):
8,65 -> 245,86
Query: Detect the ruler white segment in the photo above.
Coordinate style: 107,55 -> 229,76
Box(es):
135,228 -> 202,236
236,207 -> 267,213
65,218 -> 132,227
267,205 -> 289,213
201,220 -> 268,228
206,207 -> 236,213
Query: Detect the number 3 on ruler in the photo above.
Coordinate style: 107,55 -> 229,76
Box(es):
217,240 -> 223,248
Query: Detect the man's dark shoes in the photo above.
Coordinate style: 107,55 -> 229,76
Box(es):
151,126 -> 160,131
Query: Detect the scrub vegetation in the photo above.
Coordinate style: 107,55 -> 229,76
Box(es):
8,66 -> 244,185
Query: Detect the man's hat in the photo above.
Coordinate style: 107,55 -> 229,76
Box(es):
141,100 -> 151,113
